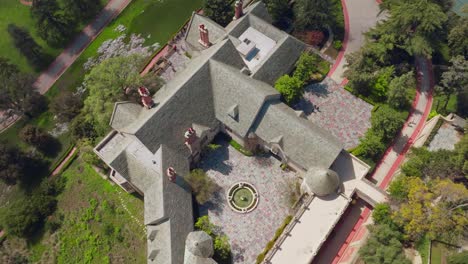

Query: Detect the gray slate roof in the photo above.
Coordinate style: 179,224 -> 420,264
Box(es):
109,102 -> 142,132
95,2 -> 343,263
185,13 -> 226,51
251,101 -> 343,171
185,231 -> 214,258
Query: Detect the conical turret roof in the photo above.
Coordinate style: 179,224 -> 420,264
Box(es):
302,167 -> 340,197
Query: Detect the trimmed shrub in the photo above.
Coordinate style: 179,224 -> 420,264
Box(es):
274,75 -> 304,104
333,40 -> 342,50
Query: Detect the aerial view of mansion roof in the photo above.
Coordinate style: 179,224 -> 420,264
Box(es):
94,2 -> 386,264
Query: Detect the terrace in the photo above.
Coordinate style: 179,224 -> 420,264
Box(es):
198,139 -> 296,264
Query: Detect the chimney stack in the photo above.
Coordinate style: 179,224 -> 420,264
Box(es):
166,167 -> 176,183
233,0 -> 243,20
198,24 -> 211,47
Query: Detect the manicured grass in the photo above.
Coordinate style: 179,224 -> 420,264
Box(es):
432,93 -> 457,116
48,0 -> 203,98
0,0 -> 61,73
0,0 -> 203,174
232,188 -> 254,208
29,160 -> 145,263
416,235 -> 430,264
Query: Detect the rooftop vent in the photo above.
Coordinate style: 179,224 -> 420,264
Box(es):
148,249 -> 159,261
148,229 -> 158,241
227,104 -> 239,121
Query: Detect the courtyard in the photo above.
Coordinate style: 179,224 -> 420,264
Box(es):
295,78 -> 373,149
198,139 -> 297,264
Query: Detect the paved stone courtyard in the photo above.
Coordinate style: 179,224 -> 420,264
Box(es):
428,123 -> 462,151
198,140 -> 297,264
295,78 -> 373,149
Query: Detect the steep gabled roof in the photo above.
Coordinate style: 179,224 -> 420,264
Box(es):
185,13 -> 226,51
209,59 -> 280,137
252,101 -> 343,170
251,34 -> 305,85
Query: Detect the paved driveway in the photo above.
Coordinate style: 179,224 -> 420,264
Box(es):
198,140 -> 296,264
329,0 -> 384,83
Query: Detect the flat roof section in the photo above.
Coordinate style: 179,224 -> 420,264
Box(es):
95,131 -> 133,163
237,27 -> 276,70
270,194 -> 351,264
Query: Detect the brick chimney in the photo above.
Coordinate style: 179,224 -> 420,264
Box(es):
198,24 -> 211,47
233,0 -> 243,20
166,167 -> 176,183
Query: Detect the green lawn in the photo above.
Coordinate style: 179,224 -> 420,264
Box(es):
416,235 -> 430,264
1,159 -> 146,263
48,0 -> 203,98
0,0 -> 61,73
0,0 -> 203,172
432,93 -> 458,116
430,241 -> 459,264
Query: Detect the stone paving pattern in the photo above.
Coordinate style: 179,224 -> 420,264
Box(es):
198,140 -> 296,264
295,78 -> 373,149
160,40 -> 191,81
428,123 -> 462,151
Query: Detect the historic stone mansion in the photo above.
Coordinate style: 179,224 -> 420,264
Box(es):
94,2 -> 386,264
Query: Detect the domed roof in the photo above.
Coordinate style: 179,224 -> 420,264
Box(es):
302,167 -> 341,197
185,231 -> 214,258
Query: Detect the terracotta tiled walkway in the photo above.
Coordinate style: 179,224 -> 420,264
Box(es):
296,78 -> 373,149
198,140 -> 296,264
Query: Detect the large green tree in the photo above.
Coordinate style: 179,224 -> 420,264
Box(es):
293,0 -> 333,31
62,0 -> 103,22
387,72 -> 416,110
0,144 -> 26,185
370,105 -> 405,142
378,0 -> 448,57
32,0 -> 77,47
448,17 -> 468,57
393,177 -> 468,242
359,224 -> 410,264
7,24 -> 50,70
82,54 -> 163,135
263,0 -> 291,24
0,59 -> 47,117
203,0 -> 233,27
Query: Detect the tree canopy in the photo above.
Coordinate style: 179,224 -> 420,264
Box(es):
0,58 -> 47,117
293,0 -> 333,31
387,72 -> 416,110
274,75 -> 304,104
185,169 -> 217,204
359,224 -> 410,264
370,105 -> 405,142
0,144 -> 26,185
203,0 -> 233,27
32,0 -> 77,47
82,54 -> 163,136
392,177 -> 468,242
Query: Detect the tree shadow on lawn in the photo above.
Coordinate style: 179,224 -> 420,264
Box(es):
19,157 -> 50,191
39,136 -> 62,158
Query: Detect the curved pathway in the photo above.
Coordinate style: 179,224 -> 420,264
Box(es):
33,0 -> 131,94
322,0 -> 434,262
328,0 -> 385,84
